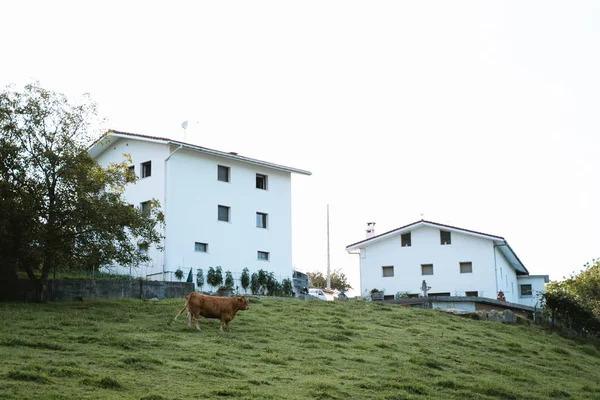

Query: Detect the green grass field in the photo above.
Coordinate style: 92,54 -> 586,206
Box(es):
1,297 -> 599,400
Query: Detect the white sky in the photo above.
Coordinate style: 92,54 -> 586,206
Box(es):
2,1 -> 598,295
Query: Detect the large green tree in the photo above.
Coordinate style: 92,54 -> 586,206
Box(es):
306,269 -> 352,291
0,83 -> 164,301
546,259 -> 600,319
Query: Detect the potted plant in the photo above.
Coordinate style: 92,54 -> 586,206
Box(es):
218,270 -> 235,296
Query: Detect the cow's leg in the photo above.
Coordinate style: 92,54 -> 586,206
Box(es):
194,314 -> 201,331
219,319 -> 225,333
187,311 -> 192,328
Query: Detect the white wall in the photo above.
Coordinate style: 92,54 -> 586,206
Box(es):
494,246 -> 519,303
165,147 -> 293,287
94,137 -> 169,278
516,276 -> 547,307
359,226 -> 497,298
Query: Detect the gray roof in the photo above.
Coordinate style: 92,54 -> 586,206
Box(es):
88,130 -> 312,176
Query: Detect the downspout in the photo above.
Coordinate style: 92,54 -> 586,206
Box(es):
493,244 -> 499,296
163,145 -> 184,281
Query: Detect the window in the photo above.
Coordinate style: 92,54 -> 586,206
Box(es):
140,201 -> 151,215
194,242 -> 208,252
256,212 -> 268,228
421,264 -> 433,275
128,165 -> 135,176
218,165 -> 230,182
460,262 -> 473,274
382,266 -> 394,277
465,291 -> 478,297
141,161 -> 152,178
440,230 -> 451,245
218,205 -> 230,222
520,284 -> 532,297
258,251 -> 270,261
138,243 -> 149,254
429,292 -> 451,297
256,174 -> 267,190
401,232 -> 411,247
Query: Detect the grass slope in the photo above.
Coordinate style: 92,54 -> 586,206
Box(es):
1,298 -> 599,400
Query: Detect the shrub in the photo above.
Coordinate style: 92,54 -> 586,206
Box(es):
282,278 -> 294,297
196,269 -> 204,290
224,271 -> 234,289
251,272 -> 259,295
240,268 -> 250,293
174,268 -> 183,281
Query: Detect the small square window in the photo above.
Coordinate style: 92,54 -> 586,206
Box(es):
382,266 -> 394,277
140,201 -> 151,215
421,264 -> 433,275
520,284 -> 532,297
465,291 -> 478,297
195,242 -> 208,252
256,212 -> 268,228
218,205 -> 230,222
440,230 -> 451,245
401,232 -> 411,247
258,251 -> 269,261
138,243 -> 149,254
218,165 -> 230,182
256,174 -> 268,190
460,262 -> 473,274
141,161 -> 152,178
128,165 -> 135,176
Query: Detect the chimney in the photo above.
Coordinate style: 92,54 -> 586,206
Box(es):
366,222 -> 376,239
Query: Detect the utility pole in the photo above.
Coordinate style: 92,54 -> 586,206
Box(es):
326,204 -> 331,290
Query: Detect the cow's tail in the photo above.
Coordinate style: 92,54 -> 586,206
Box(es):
174,293 -> 192,321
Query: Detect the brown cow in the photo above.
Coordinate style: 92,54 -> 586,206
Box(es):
174,292 -> 249,332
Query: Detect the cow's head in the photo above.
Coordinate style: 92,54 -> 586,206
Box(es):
237,296 -> 249,310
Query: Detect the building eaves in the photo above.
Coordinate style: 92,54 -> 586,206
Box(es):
89,130 -> 312,176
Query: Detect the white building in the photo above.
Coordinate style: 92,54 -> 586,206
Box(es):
345,220 -> 548,307
89,130 -> 311,285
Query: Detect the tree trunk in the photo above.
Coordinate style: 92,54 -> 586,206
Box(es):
0,257 -> 18,301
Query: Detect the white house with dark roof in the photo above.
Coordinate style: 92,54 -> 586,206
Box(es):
88,130 -> 311,285
345,220 -> 548,307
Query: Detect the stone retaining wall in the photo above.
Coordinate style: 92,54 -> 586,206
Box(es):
0,280 -> 194,302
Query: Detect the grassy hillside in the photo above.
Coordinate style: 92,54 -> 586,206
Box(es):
1,297 -> 599,400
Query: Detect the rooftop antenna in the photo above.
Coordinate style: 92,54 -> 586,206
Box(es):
181,120 -> 189,142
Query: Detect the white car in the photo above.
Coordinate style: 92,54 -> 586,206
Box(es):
308,288 -> 327,301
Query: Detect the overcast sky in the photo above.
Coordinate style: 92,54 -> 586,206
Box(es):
2,1 -> 598,295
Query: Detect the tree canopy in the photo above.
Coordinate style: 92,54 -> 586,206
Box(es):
0,83 -> 164,300
543,258 -> 600,334
305,269 -> 352,291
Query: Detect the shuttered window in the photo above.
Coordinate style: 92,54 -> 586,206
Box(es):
460,262 -> 473,273
421,264 -> 433,275
218,165 -> 230,182
218,205 -> 230,222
